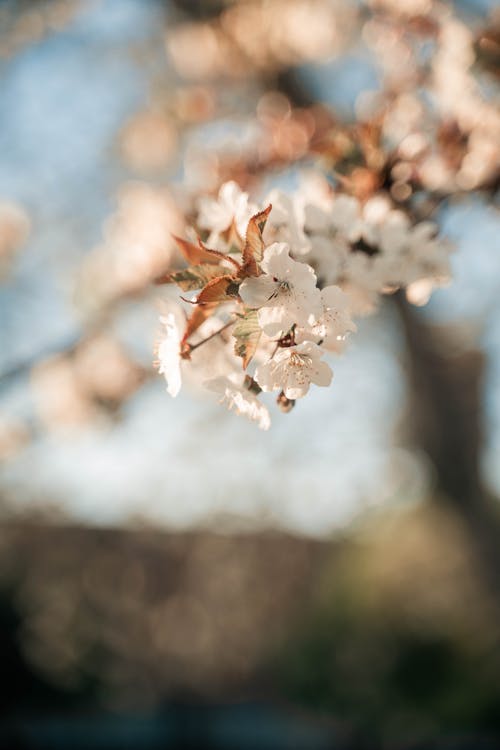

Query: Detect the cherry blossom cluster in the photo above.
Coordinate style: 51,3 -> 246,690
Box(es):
155,180 -> 452,428
360,5 -> 500,195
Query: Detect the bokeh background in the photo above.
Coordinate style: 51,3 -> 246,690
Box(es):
1,0 -> 500,747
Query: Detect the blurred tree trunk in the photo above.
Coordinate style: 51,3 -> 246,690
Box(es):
396,295 -> 500,604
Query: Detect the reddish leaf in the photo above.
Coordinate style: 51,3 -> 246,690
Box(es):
197,239 -> 242,270
181,305 -> 215,349
195,275 -> 239,305
240,204 -> 272,277
173,235 -> 221,265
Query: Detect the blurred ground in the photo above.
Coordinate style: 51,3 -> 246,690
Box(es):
1,506 -> 500,748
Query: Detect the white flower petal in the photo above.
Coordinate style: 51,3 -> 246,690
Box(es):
197,181 -> 257,242
255,342 -> 332,400
157,312 -> 182,397
243,243 -> 322,336
239,275 -> 276,308
206,376 -> 271,430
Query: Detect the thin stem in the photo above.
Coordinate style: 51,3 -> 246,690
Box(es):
270,342 -> 280,359
187,319 -> 235,353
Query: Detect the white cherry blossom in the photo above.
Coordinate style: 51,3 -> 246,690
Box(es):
255,341 -> 332,400
239,242 -> 322,337
263,190 -> 310,254
156,171 -> 455,426
310,286 -> 357,352
306,233 -> 350,286
157,311 -> 243,398
156,312 -> 183,397
375,218 -> 451,289
197,181 -> 257,246
186,316 -> 242,388
304,202 -> 331,235
206,376 -> 271,430
330,194 -> 367,240
337,252 -> 383,315
301,192 -> 454,313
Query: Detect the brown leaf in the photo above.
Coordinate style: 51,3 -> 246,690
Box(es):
159,263 -> 229,291
195,275 -> 239,305
173,235 -> 221,265
240,205 -> 272,278
197,238 -> 241,270
181,305 -> 215,349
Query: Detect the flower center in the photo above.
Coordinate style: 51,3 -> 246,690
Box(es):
289,352 -> 311,368
269,278 -> 291,300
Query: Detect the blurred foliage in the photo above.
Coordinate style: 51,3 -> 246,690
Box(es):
272,506 -> 500,746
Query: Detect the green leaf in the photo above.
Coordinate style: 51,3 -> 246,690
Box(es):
233,309 -> 262,369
